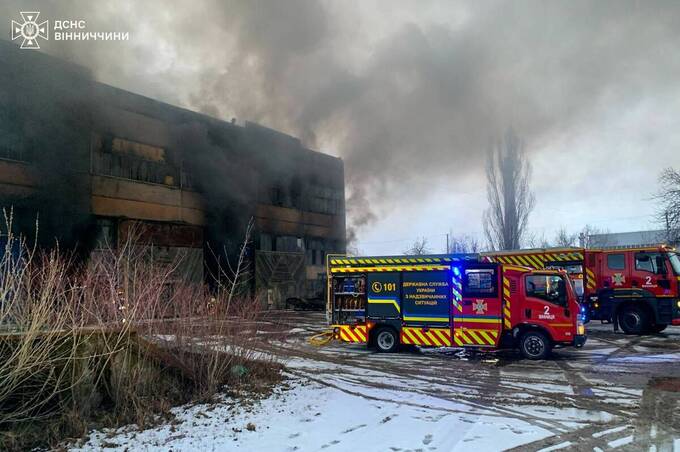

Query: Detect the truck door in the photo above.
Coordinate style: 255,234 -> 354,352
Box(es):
523,273 -> 574,342
400,271 -> 452,347
631,251 -> 670,297
453,264 -> 502,347
600,252 -> 629,291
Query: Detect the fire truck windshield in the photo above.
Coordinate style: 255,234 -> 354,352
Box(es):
669,252 -> 680,275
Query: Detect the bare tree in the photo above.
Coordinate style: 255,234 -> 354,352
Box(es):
554,227 -> 578,247
525,231 -> 551,249
656,167 -> 680,244
447,233 -> 481,253
404,237 -> 431,255
483,128 -> 535,250
578,224 -> 611,248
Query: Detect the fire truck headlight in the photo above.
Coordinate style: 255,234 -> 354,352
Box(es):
577,322 -> 585,336
677,301 -> 680,309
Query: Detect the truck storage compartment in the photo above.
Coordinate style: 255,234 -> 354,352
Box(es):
331,275 -> 366,324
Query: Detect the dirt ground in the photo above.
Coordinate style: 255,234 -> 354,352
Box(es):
266,311 -> 680,451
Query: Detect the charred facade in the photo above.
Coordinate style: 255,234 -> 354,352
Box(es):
0,42 -> 345,306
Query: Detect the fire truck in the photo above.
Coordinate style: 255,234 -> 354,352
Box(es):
326,254 -> 586,360
481,245 -> 680,334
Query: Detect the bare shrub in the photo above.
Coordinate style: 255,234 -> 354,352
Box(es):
0,216 -> 283,450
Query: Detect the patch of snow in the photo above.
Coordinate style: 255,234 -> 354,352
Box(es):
610,353 -> 680,363
71,378 -> 554,451
537,441 -> 572,451
607,434 -> 633,448
592,425 -> 631,438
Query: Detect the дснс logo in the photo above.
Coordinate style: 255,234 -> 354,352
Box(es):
11,12 -> 49,49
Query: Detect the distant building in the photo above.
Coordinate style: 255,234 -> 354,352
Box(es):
584,229 -> 675,248
0,41 -> 345,306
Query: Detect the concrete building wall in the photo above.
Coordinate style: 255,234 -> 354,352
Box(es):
0,41 -> 345,304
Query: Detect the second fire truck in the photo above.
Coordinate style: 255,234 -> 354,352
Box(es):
481,245 -> 680,334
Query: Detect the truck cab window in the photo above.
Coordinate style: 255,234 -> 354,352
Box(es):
525,274 -> 567,307
607,254 -> 625,270
670,253 -> 680,276
463,268 -> 497,297
635,253 -> 661,274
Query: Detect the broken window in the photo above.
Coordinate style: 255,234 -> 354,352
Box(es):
307,185 -> 342,215
91,134 -> 179,186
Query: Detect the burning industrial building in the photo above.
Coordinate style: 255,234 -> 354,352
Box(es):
0,40 -> 346,307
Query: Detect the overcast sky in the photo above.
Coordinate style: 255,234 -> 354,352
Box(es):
3,1 -> 679,254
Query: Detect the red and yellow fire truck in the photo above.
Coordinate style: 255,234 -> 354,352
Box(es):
481,245 -> 680,334
327,254 -> 586,359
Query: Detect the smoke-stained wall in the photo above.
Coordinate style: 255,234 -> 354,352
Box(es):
0,41 -> 95,253
0,41 -> 346,294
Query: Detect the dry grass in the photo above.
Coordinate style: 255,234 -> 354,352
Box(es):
0,217 -> 284,451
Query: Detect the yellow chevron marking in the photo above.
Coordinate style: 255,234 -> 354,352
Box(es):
503,287 -> 510,298
527,255 -> 544,268
466,330 -> 485,345
413,328 -> 430,345
517,255 -> 532,267
428,332 -> 442,347
433,329 -> 451,345
478,330 -> 493,344
331,265 -> 449,273
456,330 -> 470,345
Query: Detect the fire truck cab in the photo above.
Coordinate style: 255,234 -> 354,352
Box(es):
584,245 -> 680,334
482,245 -> 680,334
327,254 -> 586,360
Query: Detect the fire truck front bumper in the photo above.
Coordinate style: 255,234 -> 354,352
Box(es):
573,334 -> 587,348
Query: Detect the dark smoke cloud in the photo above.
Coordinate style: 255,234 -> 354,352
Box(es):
2,0 -> 680,240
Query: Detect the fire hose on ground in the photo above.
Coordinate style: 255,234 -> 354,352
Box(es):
308,329 -> 335,346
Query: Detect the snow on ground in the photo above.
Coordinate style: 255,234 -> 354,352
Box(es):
72,377 -> 553,452
69,315 -> 680,451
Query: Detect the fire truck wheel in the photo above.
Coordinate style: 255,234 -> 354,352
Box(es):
374,327 -> 399,353
618,305 -> 649,335
519,331 -> 551,360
